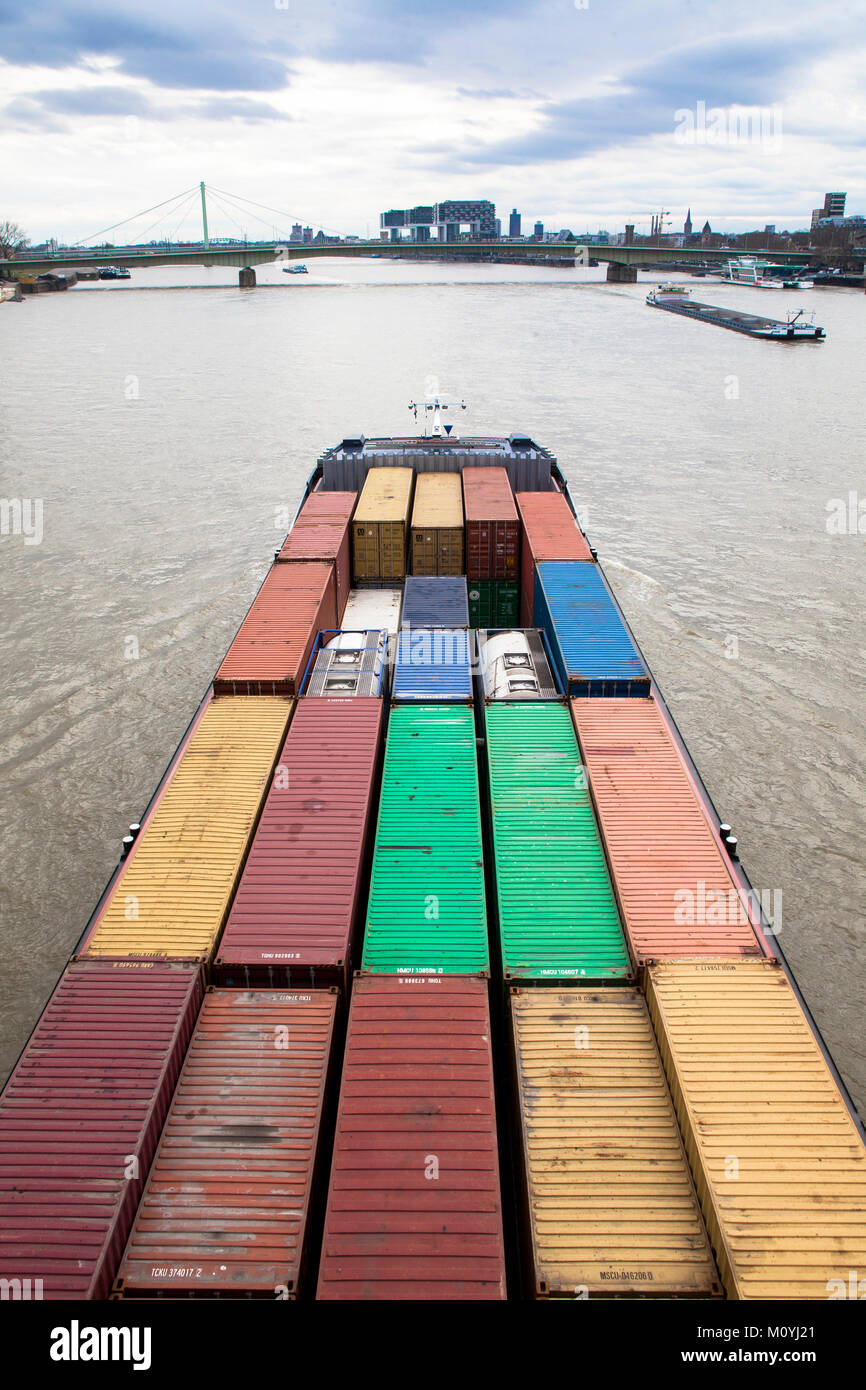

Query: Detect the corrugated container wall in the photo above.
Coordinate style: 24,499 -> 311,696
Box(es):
467,580 -> 520,630
352,467 -> 413,582
362,705 -> 488,975
485,703 -> 630,981
411,472 -> 465,576
79,698 -> 292,964
647,961 -> 866,1300
462,466 -> 519,581
391,629 -> 474,704
401,575 -> 470,629
317,976 -> 506,1300
114,988 -> 337,1299
214,562 -> 337,697
535,561 -> 650,696
0,961 -> 202,1299
277,490 -> 356,620
510,987 -> 721,1298
571,699 -> 765,962
214,698 -> 384,989
516,490 -> 593,626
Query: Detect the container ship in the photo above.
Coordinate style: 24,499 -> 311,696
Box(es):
2,426 -> 865,1303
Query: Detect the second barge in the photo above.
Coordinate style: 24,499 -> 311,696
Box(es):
647,288 -> 825,340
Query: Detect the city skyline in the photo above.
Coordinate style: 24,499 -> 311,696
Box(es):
1,0 -> 864,243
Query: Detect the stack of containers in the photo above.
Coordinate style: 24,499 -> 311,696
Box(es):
352,467 -> 414,582
317,976 -> 507,1300
515,489 -> 593,627
113,988 -> 338,1299
316,701 -> 508,1297
534,562 -> 650,697
0,961 -> 203,1298
214,696 -> 385,990
410,473 -> 464,576
276,490 -> 356,620
484,701 -> 630,982
462,466 -> 520,628
77,697 -> 293,969
569,698 -> 765,963
393,576 -> 472,704
214,562 -> 337,697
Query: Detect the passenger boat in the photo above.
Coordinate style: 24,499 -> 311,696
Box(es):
1,416 -> 863,1301
282,263 -> 309,274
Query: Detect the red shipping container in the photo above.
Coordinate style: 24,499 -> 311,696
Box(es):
516,491 -> 594,625
462,467 -> 519,581
0,960 -> 202,1300
570,697 -> 767,962
114,988 -> 337,1299
214,698 -> 385,990
277,491 -> 356,621
214,561 -> 337,696
317,975 -> 507,1301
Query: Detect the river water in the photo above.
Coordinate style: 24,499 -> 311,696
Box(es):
1,258 -> 864,1108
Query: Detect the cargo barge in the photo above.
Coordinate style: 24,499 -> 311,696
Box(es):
646,288 -> 825,340
1,427 -> 864,1302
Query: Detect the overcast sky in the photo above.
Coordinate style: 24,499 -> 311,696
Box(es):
1,0 -> 864,243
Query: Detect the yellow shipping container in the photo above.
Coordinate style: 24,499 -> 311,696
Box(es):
352,467 -> 414,581
510,987 -> 720,1298
79,697 -> 292,963
647,960 -> 866,1300
411,473 -> 464,576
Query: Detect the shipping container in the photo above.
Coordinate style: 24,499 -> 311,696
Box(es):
214,698 -> 384,989
214,561 -> 337,697
516,490 -> 593,625
535,561 -> 650,696
0,960 -> 202,1299
352,467 -> 414,582
79,697 -> 292,963
114,988 -> 337,1298
570,698 -> 765,962
462,466 -> 519,581
391,628 -> 474,704
341,586 -> 402,635
401,575 -> 470,629
467,580 -> 520,629
302,629 -> 387,698
317,975 -> 506,1300
510,987 -> 721,1298
276,490 -> 356,620
485,704 -> 630,981
477,629 -> 560,701
362,705 -> 488,975
411,473 -> 465,576
647,960 -> 866,1300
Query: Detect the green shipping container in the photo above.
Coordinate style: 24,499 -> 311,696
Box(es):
485,703 -> 631,981
467,580 -> 519,629
362,705 -> 489,974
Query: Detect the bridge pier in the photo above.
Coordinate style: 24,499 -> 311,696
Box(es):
239,266 -> 256,288
606,262 -> 637,283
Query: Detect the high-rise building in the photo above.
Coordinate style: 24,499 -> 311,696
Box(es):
495,218 -> 502,238
303,227 -> 313,244
509,208 -> 521,237
381,200 -> 495,241
534,220 -> 543,238
823,192 -> 846,217
290,224 -> 303,243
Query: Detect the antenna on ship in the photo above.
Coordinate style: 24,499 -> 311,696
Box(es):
408,395 -> 467,439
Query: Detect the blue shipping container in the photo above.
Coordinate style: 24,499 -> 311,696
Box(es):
392,628 -> 474,702
534,561 -> 650,697
402,576 -> 470,630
